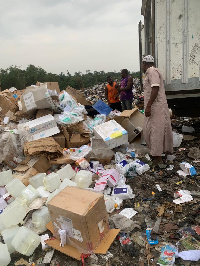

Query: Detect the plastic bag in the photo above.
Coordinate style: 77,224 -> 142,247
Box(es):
0,132 -> 18,164
59,91 -> 78,111
173,131 -> 183,147
70,145 -> 92,161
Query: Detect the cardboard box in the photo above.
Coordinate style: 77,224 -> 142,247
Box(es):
53,133 -> 66,149
93,120 -> 128,149
69,134 -> 90,148
36,109 -> 53,119
24,137 -> 63,158
65,86 -> 91,106
47,187 -> 110,253
36,82 -> 60,94
86,138 -> 114,164
20,86 -> 56,113
18,114 -> 60,142
0,92 -> 19,118
45,221 -> 119,260
114,108 -> 144,142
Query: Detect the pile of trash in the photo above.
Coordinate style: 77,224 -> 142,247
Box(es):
0,81 -> 200,266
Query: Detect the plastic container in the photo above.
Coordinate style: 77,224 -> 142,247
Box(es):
74,170 -> 93,188
0,198 -> 28,228
0,215 -> 6,233
29,173 -> 46,189
0,197 -> 7,210
0,170 -> 13,186
104,196 -> 117,213
36,186 -> 51,198
59,178 -> 77,191
5,178 -> 26,198
32,206 -> 51,233
43,173 -> 61,192
11,226 -> 41,256
20,185 -> 39,206
0,243 -> 11,266
57,164 -> 76,181
173,131 -> 183,147
46,189 -> 61,205
1,225 -> 20,253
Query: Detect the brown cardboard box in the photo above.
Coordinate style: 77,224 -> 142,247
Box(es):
45,221 -> 120,260
47,187 -> 110,253
36,82 -> 60,94
36,109 -> 53,119
53,133 -> 66,148
0,93 -> 18,118
69,134 -> 90,148
20,87 -> 56,113
65,86 -> 91,106
114,108 -> 144,142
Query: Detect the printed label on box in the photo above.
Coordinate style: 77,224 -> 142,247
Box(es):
98,220 -> 104,234
72,228 -> 83,242
23,92 -> 37,111
57,216 -> 73,238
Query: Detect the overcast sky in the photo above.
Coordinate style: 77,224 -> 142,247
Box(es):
0,0 -> 143,75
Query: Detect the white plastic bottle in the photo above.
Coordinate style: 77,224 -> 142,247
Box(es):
0,243 -> 11,266
1,225 -> 20,253
57,164 -> 76,181
6,178 -> 26,198
75,170 -> 93,188
32,206 -> 51,233
43,173 -> 61,192
29,173 -> 46,189
0,198 -> 28,228
0,170 -> 13,186
20,185 -> 39,206
11,226 -> 41,256
59,178 -> 77,191
36,186 -> 51,198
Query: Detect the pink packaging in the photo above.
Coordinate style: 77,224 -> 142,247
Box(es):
102,169 -> 121,187
94,175 -> 108,191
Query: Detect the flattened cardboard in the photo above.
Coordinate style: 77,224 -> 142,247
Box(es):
65,86 -> 91,106
53,133 -> 66,149
114,108 -> 144,142
14,156 -> 50,173
0,93 -> 18,117
47,187 -> 109,253
36,82 -> 60,94
45,221 -> 120,260
24,137 -> 63,158
70,134 -> 90,148
36,109 -> 53,119
50,155 -> 74,165
13,168 -> 38,186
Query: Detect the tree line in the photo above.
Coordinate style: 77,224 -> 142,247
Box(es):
0,65 -> 140,91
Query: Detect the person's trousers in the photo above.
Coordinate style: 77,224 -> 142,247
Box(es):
109,101 -> 122,112
121,100 -> 133,111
